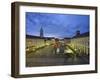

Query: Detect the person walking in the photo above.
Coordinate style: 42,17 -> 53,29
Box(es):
53,39 -> 60,54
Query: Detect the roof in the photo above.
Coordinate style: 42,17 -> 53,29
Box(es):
64,37 -> 71,39
72,32 -> 89,38
26,35 -> 54,39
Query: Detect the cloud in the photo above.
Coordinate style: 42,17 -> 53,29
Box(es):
26,12 -> 89,38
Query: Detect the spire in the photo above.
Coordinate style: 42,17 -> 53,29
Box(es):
40,26 -> 44,38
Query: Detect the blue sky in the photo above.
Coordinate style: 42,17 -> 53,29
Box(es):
26,12 -> 89,38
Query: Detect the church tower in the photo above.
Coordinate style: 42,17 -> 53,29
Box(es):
76,30 -> 80,36
40,27 -> 44,38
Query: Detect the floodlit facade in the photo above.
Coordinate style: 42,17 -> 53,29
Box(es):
70,31 -> 89,55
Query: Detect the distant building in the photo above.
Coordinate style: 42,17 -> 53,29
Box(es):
70,31 -> 89,55
64,37 -> 71,44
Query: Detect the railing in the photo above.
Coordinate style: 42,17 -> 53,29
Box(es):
67,43 -> 89,55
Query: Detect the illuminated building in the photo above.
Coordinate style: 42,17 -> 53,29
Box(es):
70,31 -> 89,55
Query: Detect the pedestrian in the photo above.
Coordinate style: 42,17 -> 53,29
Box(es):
53,39 -> 60,54
59,41 -> 66,54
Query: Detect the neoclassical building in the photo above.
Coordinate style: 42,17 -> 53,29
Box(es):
70,31 -> 89,55
26,27 -> 53,52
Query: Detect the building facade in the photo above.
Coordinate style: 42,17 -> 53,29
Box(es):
70,31 -> 89,55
